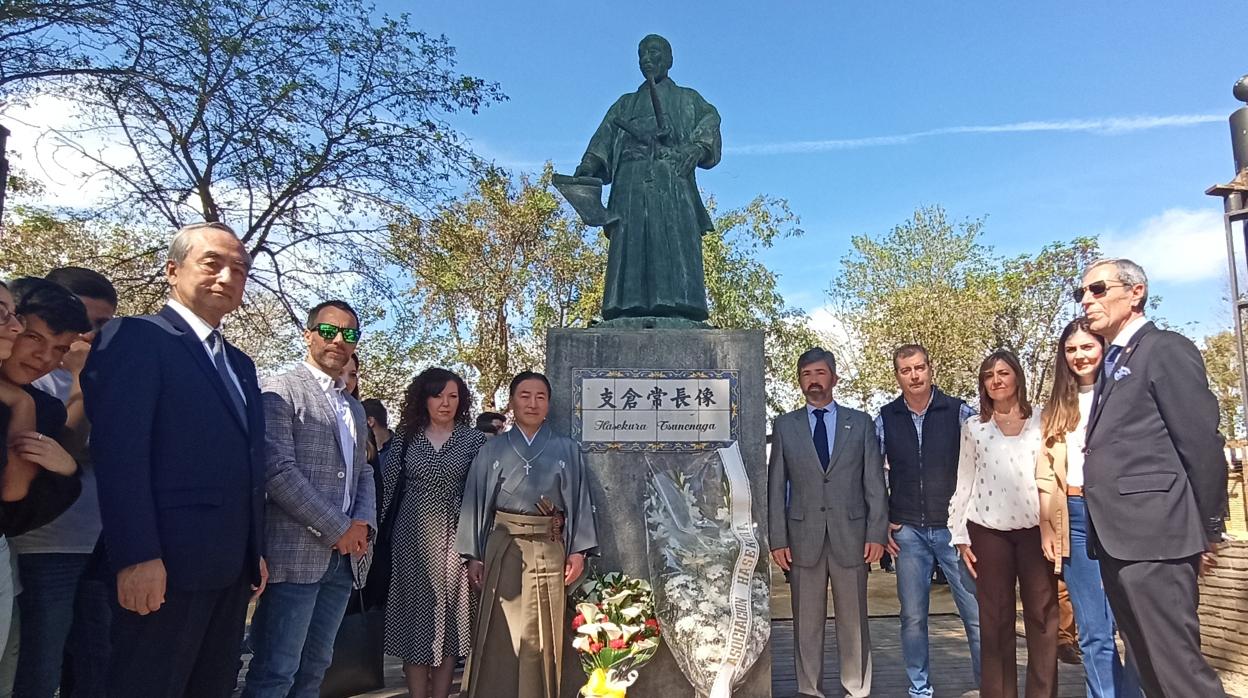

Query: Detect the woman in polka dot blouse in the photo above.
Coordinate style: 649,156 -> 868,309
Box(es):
948,349 -> 1058,698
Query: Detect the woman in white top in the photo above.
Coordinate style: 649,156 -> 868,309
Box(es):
949,349 -> 1057,698
1037,318 -> 1140,698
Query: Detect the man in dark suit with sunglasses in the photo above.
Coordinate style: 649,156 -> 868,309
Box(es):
83,222 -> 269,697
1078,257 -> 1227,697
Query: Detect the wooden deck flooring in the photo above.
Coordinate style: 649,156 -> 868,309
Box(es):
251,568 -> 1245,696
347,614 -> 1088,698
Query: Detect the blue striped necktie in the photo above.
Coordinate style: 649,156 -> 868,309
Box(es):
208,330 -> 248,427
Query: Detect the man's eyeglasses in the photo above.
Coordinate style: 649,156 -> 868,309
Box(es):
1072,280 -> 1127,303
313,323 -> 361,344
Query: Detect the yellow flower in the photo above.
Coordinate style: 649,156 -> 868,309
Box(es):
581,668 -> 630,697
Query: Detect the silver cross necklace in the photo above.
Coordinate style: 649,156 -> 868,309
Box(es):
510,429 -> 548,476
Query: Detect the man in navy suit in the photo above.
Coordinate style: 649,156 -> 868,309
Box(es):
1079,257 -> 1226,697
83,222 -> 268,698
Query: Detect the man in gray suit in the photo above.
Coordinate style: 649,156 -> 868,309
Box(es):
242,300 -> 376,698
769,347 -> 888,698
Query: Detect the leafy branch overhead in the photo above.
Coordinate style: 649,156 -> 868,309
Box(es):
3,0 -> 505,331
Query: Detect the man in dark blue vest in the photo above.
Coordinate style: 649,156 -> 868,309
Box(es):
875,344 -> 980,698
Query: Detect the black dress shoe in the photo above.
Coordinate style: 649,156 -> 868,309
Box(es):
1058,643 -> 1082,665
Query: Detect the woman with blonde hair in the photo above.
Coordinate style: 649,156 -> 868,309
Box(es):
949,349 -> 1057,698
1037,318 -> 1140,698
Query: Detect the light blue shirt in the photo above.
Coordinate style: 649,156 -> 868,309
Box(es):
806,401 -> 838,458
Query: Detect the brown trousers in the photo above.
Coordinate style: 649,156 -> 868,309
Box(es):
464,512 -> 566,698
968,523 -> 1058,698
1057,579 -> 1077,648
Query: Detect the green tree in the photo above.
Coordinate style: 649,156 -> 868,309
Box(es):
995,237 -> 1101,401
1,1 -> 136,94
704,196 -> 823,414
9,0 -> 503,331
0,204 -> 300,365
831,206 -> 999,404
1202,330 -> 1244,442
390,167 -> 602,409
831,206 -> 1096,406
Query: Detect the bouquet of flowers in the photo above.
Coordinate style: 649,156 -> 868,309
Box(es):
570,571 -> 662,697
644,443 -> 770,698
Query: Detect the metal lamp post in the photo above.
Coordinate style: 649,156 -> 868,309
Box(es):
1206,76 -> 1248,441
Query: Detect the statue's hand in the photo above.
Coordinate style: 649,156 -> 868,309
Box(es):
574,155 -> 600,179
667,143 -> 701,176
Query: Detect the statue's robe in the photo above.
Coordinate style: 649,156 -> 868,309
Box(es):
581,77 -> 722,322
455,425 -> 598,698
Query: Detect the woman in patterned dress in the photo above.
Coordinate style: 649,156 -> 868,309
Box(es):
380,367 -> 486,698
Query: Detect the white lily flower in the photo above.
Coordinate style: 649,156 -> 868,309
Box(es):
575,602 -> 600,623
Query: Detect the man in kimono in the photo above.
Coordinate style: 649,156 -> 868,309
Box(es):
573,34 -> 721,325
456,371 -> 597,698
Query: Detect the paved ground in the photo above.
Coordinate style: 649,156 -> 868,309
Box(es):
338,569 -> 1067,697
253,567 -> 1247,697
346,615 -> 1086,698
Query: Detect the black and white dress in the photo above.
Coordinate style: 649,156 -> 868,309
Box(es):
381,423 -> 486,665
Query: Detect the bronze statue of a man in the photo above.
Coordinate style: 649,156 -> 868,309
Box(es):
571,34 -> 722,326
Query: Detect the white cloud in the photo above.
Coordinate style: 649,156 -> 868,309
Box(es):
807,304 -> 854,348
1,94 -> 132,207
728,113 -> 1223,156
1099,208 -> 1226,284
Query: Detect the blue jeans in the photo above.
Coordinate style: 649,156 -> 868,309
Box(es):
13,552 -> 110,698
894,524 -> 981,697
1064,497 -> 1142,698
241,554 -> 355,698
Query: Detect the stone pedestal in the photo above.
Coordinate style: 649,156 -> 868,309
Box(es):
547,327 -> 771,698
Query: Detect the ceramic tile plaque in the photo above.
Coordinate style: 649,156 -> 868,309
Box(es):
573,368 -> 739,451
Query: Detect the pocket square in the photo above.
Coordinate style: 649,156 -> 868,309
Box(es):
1113,366 -> 1132,381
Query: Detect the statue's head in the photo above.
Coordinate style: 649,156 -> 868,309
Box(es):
638,34 -> 673,81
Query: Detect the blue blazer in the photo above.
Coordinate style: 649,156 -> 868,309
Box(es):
83,304 -> 266,591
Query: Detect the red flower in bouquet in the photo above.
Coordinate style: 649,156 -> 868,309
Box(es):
570,571 -> 662,694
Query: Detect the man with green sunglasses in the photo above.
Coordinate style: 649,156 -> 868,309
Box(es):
242,299 -> 376,697
312,322 -> 361,345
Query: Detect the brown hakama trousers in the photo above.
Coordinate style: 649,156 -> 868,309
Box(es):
465,511 -> 566,698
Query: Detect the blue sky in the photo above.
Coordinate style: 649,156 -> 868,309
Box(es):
391,1 -> 1247,338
